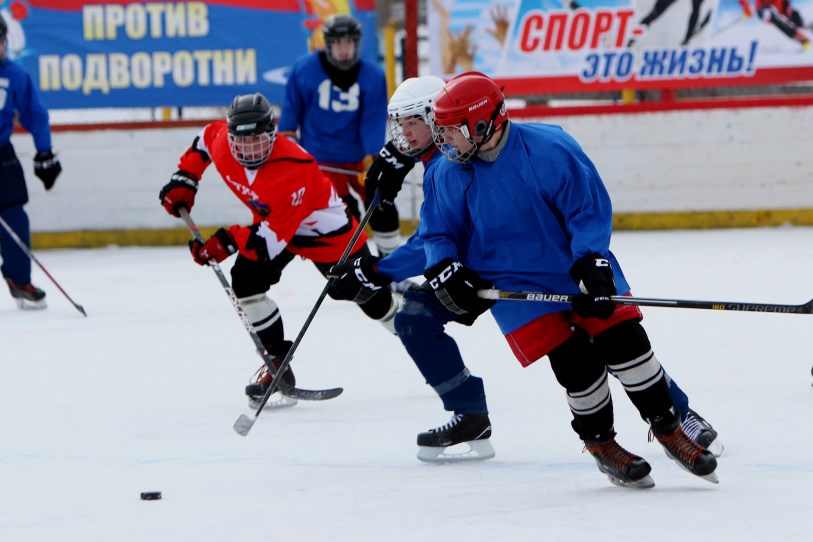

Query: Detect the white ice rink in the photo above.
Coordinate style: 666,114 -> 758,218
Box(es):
1,227 -> 812,541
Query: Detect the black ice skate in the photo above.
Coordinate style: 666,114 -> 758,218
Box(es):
681,408 -> 724,457
6,279 -> 47,310
584,437 -> 654,489
651,415 -> 719,484
245,362 -> 297,410
416,413 -> 495,463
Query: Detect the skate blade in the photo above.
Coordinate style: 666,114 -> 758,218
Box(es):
14,298 -> 47,310
604,472 -> 655,489
663,450 -> 720,484
417,439 -> 496,464
247,392 -> 298,410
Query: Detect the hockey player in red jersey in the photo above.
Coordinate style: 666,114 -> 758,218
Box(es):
160,93 -> 397,408
740,0 -> 811,49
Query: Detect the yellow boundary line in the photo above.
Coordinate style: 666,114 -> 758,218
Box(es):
30,209 -> 813,250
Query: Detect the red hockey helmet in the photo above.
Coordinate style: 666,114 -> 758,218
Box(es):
431,72 -> 508,163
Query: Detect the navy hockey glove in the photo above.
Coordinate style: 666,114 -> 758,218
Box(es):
425,258 -> 495,324
189,228 -> 237,266
328,256 -> 392,304
33,150 -> 62,190
569,253 -> 617,319
364,141 -> 415,206
160,170 -> 199,217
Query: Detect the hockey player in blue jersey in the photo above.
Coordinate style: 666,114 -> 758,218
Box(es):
328,75 -> 722,475
0,17 -> 62,310
277,14 -> 400,256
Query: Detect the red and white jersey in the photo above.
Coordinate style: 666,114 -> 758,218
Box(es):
178,120 -> 366,263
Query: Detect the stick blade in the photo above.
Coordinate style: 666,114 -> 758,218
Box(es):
233,413 -> 256,436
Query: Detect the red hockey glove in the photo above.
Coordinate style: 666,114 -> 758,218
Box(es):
189,228 -> 237,266
33,150 -> 62,190
425,258 -> 495,325
327,256 -> 392,303
159,170 -> 199,217
569,253 -> 617,319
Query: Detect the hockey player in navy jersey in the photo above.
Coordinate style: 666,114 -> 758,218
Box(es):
328,75 -> 722,473
278,14 -> 401,257
0,17 -> 62,310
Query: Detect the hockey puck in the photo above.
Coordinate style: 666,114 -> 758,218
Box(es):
140,491 -> 162,501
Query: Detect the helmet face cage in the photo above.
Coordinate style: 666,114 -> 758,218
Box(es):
386,76 -> 445,157
228,132 -> 275,169
323,15 -> 361,71
387,112 -> 434,157
226,93 -> 276,168
431,121 -> 479,164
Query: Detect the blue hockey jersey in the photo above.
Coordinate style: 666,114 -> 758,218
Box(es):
277,53 -> 387,164
419,122 -> 631,335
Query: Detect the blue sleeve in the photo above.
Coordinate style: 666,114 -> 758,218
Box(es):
552,136 -> 613,259
418,164 -> 469,270
277,64 -> 303,134
376,232 -> 426,281
14,68 -> 52,151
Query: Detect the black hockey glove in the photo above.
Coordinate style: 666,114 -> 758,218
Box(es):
327,256 -> 392,304
364,141 -> 415,207
569,253 -> 617,320
33,150 -> 62,190
425,258 -> 495,324
160,170 -> 199,217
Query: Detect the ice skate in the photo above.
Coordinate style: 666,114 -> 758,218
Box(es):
681,408 -> 724,457
416,413 -> 495,463
651,415 -> 718,484
245,362 -> 297,410
6,279 -> 47,310
584,437 -> 654,489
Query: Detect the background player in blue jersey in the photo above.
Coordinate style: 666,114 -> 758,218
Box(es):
0,16 -> 62,310
277,14 -> 400,257
329,75 -> 722,471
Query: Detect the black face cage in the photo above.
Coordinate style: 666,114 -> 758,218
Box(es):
324,34 -> 361,71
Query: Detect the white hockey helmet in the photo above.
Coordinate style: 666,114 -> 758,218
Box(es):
387,76 -> 446,157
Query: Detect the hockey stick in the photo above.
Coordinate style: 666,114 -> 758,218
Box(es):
178,209 -> 342,402
477,289 -> 813,314
0,215 -> 87,316
233,190 -> 383,436
319,164 -> 421,187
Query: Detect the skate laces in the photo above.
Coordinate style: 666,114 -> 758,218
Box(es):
430,414 -> 464,434
652,426 -> 704,463
680,413 -> 705,442
585,439 -> 637,469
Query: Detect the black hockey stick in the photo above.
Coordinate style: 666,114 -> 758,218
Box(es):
178,209 -> 342,402
477,289 -> 813,314
0,215 -> 86,316
233,190 -> 383,436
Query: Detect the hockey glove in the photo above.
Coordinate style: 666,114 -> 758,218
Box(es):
189,228 -> 237,266
327,256 -> 392,304
33,150 -> 62,190
159,170 -> 199,217
569,253 -> 617,319
425,258 -> 495,324
364,141 -> 415,207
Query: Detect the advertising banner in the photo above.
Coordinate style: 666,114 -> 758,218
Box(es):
1,0 -> 377,108
428,0 -> 813,94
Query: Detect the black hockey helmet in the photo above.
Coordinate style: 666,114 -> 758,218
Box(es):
322,14 -> 361,71
226,93 -> 276,168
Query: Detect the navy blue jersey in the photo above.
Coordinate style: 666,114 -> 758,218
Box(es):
419,122 -> 631,335
277,52 -> 387,164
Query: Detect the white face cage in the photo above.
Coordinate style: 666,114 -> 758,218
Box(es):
387,115 -> 434,157
228,132 -> 275,169
431,123 -> 478,164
